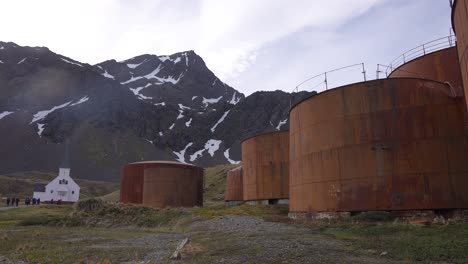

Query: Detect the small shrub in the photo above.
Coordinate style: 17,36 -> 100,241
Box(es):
76,198 -> 105,212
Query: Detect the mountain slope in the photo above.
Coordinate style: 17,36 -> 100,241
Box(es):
0,41 -> 313,181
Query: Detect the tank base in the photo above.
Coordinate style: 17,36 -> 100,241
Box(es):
289,209 -> 468,222
224,200 -> 244,206
245,199 -> 289,205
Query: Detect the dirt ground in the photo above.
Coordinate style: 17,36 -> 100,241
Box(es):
0,214 -> 391,264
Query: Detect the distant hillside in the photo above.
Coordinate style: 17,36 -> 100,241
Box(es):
0,171 -> 119,203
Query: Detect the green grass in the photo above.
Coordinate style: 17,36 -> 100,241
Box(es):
191,204 -> 289,218
0,205 -> 73,226
0,225 -> 153,264
324,222 -> 468,262
203,164 -> 239,206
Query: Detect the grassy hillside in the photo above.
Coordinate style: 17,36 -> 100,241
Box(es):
0,171 -> 119,203
203,164 -> 240,206
0,163 -> 238,206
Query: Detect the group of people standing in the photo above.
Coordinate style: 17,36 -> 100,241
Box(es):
24,197 -> 40,205
6,197 -> 19,207
5,197 -> 41,207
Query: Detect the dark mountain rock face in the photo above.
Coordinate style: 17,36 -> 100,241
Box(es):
0,41 -> 314,181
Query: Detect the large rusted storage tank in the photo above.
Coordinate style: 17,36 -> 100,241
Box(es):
241,131 -> 289,203
224,166 -> 243,204
452,0 -> 468,109
120,161 -> 203,208
388,47 -> 464,96
289,78 -> 468,214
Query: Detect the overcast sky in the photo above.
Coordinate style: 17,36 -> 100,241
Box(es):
0,0 -> 452,95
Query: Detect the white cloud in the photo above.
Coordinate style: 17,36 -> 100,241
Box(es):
0,0 -> 451,95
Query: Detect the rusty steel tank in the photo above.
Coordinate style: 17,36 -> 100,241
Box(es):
289,78 -> 468,214
120,161 -> 203,208
241,131 -> 289,203
224,166 -> 243,203
388,47 -> 464,96
452,0 -> 468,109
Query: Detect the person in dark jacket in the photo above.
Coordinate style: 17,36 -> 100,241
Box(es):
32,198 -> 36,205
15,198 -> 19,207
6,197 -> 10,207
37,198 -> 40,205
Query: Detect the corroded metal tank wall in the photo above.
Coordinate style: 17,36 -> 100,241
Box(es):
120,161 -> 203,208
289,78 -> 468,213
453,0 -> 468,108
142,162 -> 203,208
388,47 -> 464,96
241,131 -> 289,201
225,166 -> 243,201
120,163 -> 146,204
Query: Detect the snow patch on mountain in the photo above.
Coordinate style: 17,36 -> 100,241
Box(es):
154,72 -> 184,85
159,56 -> 170,62
189,139 -> 222,162
229,92 -> 241,105
173,142 -> 193,163
121,75 -> 144,85
102,70 -> 115,79
179,104 -> 191,110
31,101 -> 71,123
129,83 -> 152,99
127,59 -> 147,69
184,53 -> 189,66
37,123 -> 45,136
211,110 -> 230,132
185,118 -> 192,127
0,111 -> 14,120
0,46 -> 4,50
192,96 -> 198,101
202,96 -> 223,107
169,123 -> 175,130
71,96 -> 89,106
174,57 -> 181,64
0,60 -> 3,64
155,102 -> 166,106
224,148 -> 240,164
177,110 -> 184,120
212,79 -> 217,86
159,132 -> 163,136
17,58 -> 27,64
276,119 -> 288,130
61,58 -> 83,67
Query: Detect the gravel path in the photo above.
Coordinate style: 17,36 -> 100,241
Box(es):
157,215 -> 392,263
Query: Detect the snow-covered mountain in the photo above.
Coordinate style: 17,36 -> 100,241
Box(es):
0,41 -> 314,181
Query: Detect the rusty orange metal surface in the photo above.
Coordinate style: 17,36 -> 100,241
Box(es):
142,164 -> 203,208
289,78 -> 468,213
452,0 -> 468,109
388,47 -> 464,96
241,131 -> 289,201
225,166 -> 243,201
120,161 -> 203,208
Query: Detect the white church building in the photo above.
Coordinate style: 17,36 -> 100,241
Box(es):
33,141 -> 80,203
33,167 -> 80,203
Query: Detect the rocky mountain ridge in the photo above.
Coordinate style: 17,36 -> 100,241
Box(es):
0,41 -> 314,181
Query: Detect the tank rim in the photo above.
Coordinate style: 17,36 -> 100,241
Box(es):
289,77 -> 452,114
125,160 -> 202,169
240,130 -> 289,144
387,47 -> 456,78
